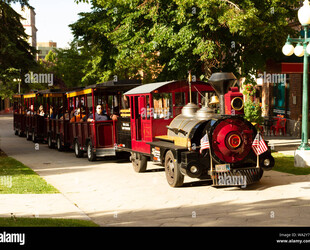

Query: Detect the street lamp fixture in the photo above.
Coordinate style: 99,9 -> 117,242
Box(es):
294,41 -> 305,57
13,78 -> 21,94
298,0 -> 310,25
282,40 -> 294,56
282,0 -> 310,166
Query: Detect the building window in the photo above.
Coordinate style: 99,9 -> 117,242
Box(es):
191,92 -> 198,105
272,74 -> 290,118
175,92 -> 185,107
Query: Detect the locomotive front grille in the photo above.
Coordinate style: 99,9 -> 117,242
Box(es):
210,168 -> 262,187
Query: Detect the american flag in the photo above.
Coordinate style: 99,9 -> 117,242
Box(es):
200,133 -> 210,153
252,133 -> 268,155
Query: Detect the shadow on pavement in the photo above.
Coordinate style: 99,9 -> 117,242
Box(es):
88,197 -> 310,227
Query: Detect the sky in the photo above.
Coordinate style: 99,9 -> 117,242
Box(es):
14,0 -> 92,48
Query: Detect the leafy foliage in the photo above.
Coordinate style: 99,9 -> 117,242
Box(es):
242,75 -> 262,124
39,41 -> 90,88
1,0 -> 301,98
244,98 -> 263,125
242,75 -> 257,96
0,1 -> 37,98
70,0 -> 299,84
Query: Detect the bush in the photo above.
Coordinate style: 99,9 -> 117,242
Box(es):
244,99 -> 263,125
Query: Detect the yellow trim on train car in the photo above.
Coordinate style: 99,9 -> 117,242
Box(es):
231,97 -> 244,111
23,93 -> 36,99
120,109 -> 131,117
155,135 -> 188,147
155,135 -> 175,142
43,93 -> 64,98
67,88 -> 92,98
174,137 -> 188,147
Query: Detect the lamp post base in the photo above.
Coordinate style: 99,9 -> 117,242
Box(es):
297,143 -> 310,150
294,149 -> 310,167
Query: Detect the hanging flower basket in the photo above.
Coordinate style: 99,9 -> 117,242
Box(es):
242,83 -> 256,96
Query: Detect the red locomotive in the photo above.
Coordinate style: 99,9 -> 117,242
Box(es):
116,79 -> 215,171
117,72 -> 275,187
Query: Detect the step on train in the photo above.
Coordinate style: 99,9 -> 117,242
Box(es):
13,72 -> 275,188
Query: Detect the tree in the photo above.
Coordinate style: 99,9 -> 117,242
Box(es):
39,41 -> 90,89
0,0 -> 37,98
71,0 -> 300,84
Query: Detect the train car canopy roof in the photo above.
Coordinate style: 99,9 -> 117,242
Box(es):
124,80 -> 178,95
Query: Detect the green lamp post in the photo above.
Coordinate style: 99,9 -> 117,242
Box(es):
282,0 -> 310,155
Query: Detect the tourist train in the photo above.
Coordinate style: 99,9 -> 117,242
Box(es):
13,72 -> 274,188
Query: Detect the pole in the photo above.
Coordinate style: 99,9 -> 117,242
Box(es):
188,71 -> 192,103
257,132 -> 260,168
207,133 -> 214,184
299,25 -> 310,150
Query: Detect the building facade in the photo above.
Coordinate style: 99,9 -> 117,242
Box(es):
36,41 -> 57,60
15,6 -> 37,48
259,59 -> 307,137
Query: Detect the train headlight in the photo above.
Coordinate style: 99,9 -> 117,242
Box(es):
264,158 -> 271,166
186,161 -> 202,178
231,97 -> 244,111
260,154 -> 275,171
228,134 -> 241,148
190,165 -> 198,174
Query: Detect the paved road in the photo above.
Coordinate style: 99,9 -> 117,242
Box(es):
1,115 -> 310,226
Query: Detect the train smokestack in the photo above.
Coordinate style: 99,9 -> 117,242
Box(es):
208,72 -> 237,115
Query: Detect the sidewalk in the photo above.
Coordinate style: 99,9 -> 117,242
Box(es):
265,135 -> 302,156
0,194 -> 91,221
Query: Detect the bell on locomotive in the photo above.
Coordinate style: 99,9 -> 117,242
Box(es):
155,72 -> 275,188
208,72 -> 243,115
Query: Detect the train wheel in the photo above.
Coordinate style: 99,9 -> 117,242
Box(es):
18,129 -> 23,137
56,136 -> 63,151
164,150 -> 184,187
74,140 -> 83,158
26,130 -> 31,141
87,142 -> 96,161
47,134 -> 54,149
131,152 -> 147,173
32,131 -> 36,143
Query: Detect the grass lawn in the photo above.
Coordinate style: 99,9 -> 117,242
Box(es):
0,150 -> 58,194
272,152 -> 310,175
0,149 -> 99,226
0,217 -> 99,227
